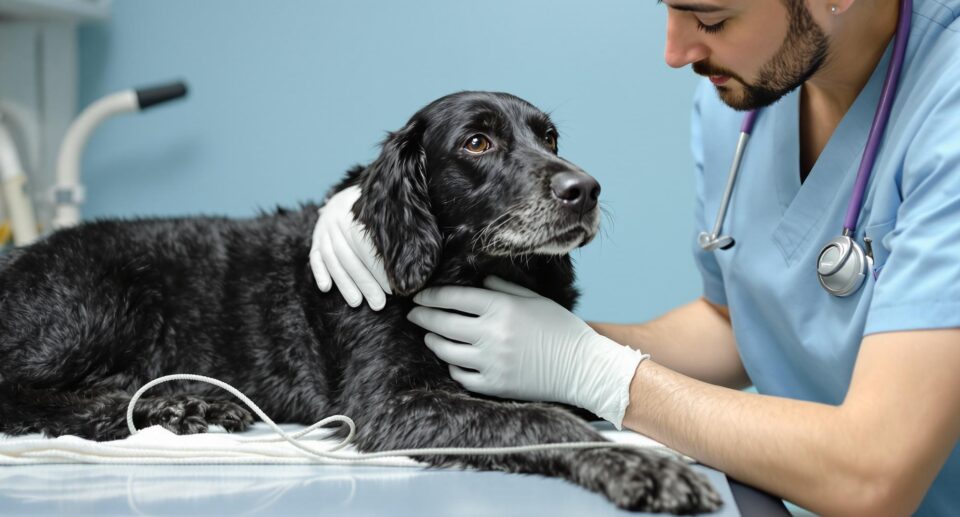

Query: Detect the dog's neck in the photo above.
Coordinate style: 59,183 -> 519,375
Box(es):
425,244 -> 579,310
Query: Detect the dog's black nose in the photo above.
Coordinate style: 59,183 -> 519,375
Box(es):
550,172 -> 600,212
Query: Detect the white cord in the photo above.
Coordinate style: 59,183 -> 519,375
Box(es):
126,374 -> 685,463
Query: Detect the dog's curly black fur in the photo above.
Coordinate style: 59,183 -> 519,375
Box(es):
0,92 -> 721,514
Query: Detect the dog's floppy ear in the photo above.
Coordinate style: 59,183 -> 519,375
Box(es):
354,118 -> 441,296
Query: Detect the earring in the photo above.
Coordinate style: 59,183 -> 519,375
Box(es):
830,4 -> 839,13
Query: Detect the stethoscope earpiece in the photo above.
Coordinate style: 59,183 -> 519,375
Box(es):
698,232 -> 735,252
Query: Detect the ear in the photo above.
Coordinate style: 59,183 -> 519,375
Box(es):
353,119 -> 441,296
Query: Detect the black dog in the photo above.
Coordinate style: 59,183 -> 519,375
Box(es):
0,92 -> 721,513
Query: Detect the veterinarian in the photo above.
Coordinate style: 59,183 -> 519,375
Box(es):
309,0 -> 960,514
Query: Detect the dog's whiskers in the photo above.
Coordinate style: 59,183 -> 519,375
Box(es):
597,203 -> 615,246
599,202 -> 615,233
471,208 -> 524,253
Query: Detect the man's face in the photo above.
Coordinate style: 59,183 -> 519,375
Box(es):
663,0 -> 830,110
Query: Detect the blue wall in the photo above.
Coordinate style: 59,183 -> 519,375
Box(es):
78,0 -> 704,323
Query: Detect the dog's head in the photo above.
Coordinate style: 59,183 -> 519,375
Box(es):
354,91 -> 600,296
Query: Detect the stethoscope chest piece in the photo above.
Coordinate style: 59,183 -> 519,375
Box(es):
816,236 -> 872,297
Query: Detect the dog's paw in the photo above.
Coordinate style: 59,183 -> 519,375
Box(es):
153,396 -> 210,435
574,449 -> 723,514
205,399 -> 256,432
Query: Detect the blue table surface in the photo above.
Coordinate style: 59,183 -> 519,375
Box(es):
0,463 -> 745,517
0,421 -> 789,516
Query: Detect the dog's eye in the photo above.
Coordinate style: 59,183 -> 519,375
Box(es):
463,135 -> 492,154
545,131 -> 558,153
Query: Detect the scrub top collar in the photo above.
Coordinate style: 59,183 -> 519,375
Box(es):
758,41 -> 895,265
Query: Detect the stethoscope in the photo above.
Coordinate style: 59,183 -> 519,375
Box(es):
698,0 -> 912,297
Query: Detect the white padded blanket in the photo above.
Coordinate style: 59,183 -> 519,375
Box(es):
0,423 -> 678,466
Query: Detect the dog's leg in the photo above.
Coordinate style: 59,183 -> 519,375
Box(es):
0,386 -> 255,441
342,389 -> 722,514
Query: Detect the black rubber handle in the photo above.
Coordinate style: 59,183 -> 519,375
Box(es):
136,81 -> 188,109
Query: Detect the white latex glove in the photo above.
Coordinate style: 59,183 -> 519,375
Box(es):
407,276 -> 650,429
310,185 -> 392,310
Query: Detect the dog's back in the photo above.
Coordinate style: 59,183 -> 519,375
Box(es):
0,207 -> 348,432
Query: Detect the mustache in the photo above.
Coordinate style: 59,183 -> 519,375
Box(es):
692,61 -> 746,85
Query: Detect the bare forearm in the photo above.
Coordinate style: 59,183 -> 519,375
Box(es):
623,361 -> 912,516
590,302 -> 951,514
591,298 -> 750,389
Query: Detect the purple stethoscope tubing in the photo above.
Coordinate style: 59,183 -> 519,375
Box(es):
842,0 -> 912,233
740,109 -> 759,135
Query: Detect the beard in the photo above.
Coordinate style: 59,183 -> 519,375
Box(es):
693,2 -> 830,111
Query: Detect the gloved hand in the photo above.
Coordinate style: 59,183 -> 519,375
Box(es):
407,276 -> 650,429
309,185 -> 392,310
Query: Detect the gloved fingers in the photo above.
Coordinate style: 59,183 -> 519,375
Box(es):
310,209 -> 333,291
345,218 -> 393,295
309,247 -> 333,292
331,225 -> 387,311
483,276 -> 541,298
406,307 -> 479,343
423,332 -> 482,370
413,285 -> 496,316
448,365 -> 486,394
321,231 -> 363,307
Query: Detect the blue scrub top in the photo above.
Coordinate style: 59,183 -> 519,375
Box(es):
690,1 -> 960,514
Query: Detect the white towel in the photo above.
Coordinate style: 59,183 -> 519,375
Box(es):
0,423 -> 681,466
